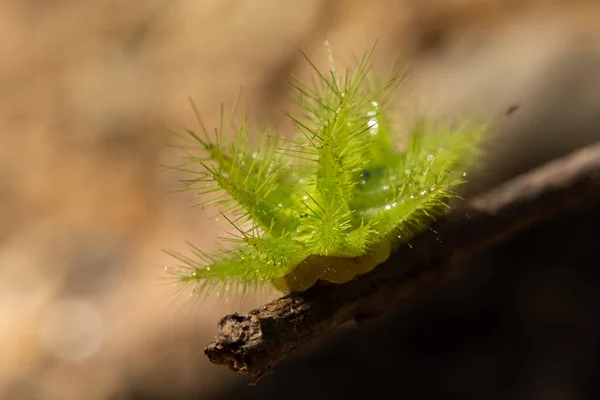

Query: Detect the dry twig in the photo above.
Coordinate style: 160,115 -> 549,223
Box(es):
205,141 -> 600,380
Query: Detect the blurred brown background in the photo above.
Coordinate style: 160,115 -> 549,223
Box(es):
1,0 -> 600,399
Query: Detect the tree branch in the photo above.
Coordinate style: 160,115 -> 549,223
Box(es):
205,141 -> 600,380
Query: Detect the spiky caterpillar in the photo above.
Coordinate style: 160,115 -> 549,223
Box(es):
166,44 -> 484,296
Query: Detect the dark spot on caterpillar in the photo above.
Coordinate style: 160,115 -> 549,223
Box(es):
505,104 -> 519,116
360,167 -> 386,184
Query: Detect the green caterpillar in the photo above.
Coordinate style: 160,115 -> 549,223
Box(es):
165,43 -> 484,296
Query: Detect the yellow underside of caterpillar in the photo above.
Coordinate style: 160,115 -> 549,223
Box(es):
270,241 -> 392,292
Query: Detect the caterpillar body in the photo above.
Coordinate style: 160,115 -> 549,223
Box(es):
166,44 -> 484,296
